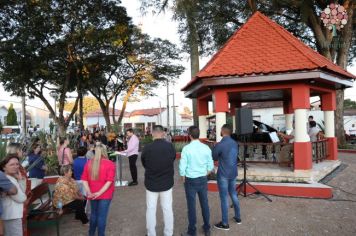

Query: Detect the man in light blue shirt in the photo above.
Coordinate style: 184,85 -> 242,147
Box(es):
179,126 -> 214,236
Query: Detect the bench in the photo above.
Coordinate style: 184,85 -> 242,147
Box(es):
24,183 -> 61,236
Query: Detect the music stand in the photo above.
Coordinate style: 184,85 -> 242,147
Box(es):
236,144 -> 272,202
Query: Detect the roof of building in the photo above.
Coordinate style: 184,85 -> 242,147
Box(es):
180,113 -> 193,119
86,108 -> 130,118
85,108 -> 167,118
243,101 -> 283,109
184,11 -> 355,89
128,108 -> 166,117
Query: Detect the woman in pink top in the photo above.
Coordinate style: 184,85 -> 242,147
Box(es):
82,143 -> 115,236
57,137 -> 73,166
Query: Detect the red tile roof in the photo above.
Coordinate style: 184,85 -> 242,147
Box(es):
86,108 -> 129,118
188,11 -> 355,86
128,108 -> 166,117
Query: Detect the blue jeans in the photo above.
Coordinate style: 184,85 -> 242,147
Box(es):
217,175 -> 241,225
184,176 -> 210,235
89,199 -> 111,236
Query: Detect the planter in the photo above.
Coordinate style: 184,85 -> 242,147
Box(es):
176,152 -> 181,159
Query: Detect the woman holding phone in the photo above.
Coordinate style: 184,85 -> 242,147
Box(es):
0,155 -> 27,236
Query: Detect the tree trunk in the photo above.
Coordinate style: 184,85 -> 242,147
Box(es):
97,101 -> 111,131
21,95 -> 26,136
186,12 -> 200,127
334,1 -> 354,147
78,91 -> 84,131
57,120 -> 67,137
117,83 -> 137,128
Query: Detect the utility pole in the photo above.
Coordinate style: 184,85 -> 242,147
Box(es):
166,80 -> 170,130
172,93 -> 178,136
21,95 -> 26,137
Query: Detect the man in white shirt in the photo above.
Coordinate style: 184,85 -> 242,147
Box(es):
308,121 -> 319,142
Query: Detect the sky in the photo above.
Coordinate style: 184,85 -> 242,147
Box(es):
1,0 -> 355,112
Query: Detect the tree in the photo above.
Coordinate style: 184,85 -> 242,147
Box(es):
6,104 -> 18,126
113,35 -> 185,127
144,0 -> 355,146
86,26 -> 184,130
344,99 -> 356,109
64,97 -> 101,116
140,0 -> 202,126
0,0 -> 132,136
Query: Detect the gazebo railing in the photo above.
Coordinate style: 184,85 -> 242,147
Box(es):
311,139 -> 328,163
237,142 -> 294,165
201,140 -> 294,165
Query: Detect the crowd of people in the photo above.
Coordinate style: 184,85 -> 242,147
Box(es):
0,124 -> 243,236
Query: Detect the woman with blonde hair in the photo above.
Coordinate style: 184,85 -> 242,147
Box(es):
81,143 -> 115,236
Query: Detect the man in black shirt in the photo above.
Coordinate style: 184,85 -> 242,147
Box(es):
141,125 -> 176,236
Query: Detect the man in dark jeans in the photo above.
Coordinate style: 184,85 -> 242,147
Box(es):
141,125 -> 176,236
123,128 -> 139,186
213,124 -> 241,231
179,126 -> 214,236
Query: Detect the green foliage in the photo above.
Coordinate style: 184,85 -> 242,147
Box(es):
141,0 -> 355,64
0,120 -> 3,133
6,104 -> 18,126
173,141 -> 188,153
344,99 -> 356,109
0,0 -> 134,133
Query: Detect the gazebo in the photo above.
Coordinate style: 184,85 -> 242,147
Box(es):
182,11 -> 355,176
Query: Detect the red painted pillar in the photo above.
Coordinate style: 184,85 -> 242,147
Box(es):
213,90 -> 229,113
321,92 -> 338,161
292,84 -> 312,170
213,90 -> 229,142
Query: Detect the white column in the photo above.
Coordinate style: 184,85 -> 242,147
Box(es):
215,112 -> 227,142
294,109 -> 310,142
199,115 -> 208,139
285,114 -> 294,131
232,115 -> 236,132
324,110 -> 335,138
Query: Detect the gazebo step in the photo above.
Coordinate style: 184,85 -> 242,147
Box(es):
208,181 -> 333,199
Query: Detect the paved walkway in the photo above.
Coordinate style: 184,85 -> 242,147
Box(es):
37,153 -> 356,236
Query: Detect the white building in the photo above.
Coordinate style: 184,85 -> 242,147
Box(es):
0,103 -> 51,131
243,101 -> 354,133
85,107 -> 193,133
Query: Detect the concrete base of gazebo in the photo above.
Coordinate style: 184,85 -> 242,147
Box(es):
237,160 -> 341,183
208,181 -> 333,199
208,160 -> 341,199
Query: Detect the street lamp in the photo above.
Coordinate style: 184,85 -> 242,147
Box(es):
49,91 -> 59,118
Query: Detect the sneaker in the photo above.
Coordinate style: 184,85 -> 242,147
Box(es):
233,217 -> 242,224
214,222 -> 230,231
128,181 -> 138,186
